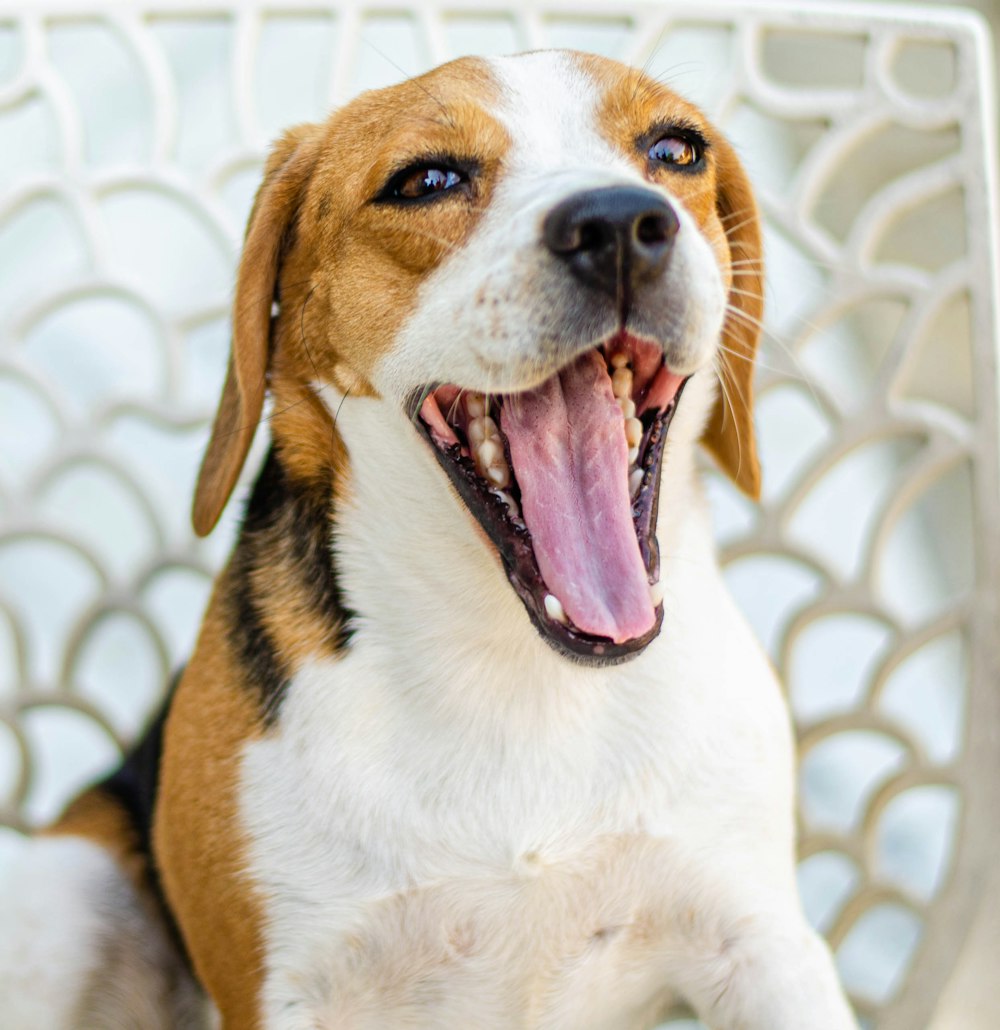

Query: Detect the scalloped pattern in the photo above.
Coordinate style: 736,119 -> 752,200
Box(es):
0,5 -> 997,1029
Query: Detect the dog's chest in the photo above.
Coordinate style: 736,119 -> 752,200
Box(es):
249,811 -> 682,1027
237,635 -> 785,1028
283,833 -> 682,1028
237,662 -> 711,1027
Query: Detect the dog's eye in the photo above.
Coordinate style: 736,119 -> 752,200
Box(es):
648,135 -> 700,168
395,166 -> 465,199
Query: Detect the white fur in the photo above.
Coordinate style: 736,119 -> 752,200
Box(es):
239,53 -> 858,1029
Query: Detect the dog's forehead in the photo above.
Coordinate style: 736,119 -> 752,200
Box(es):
484,51 -> 615,167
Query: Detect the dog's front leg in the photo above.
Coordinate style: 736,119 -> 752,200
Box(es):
674,904 -> 858,1030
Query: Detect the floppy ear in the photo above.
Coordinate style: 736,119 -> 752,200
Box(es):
701,135 -> 764,500
192,125 -> 321,536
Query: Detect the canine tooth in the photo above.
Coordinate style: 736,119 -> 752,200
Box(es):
617,397 -> 636,419
612,367 -> 633,400
544,594 -> 568,625
486,463 -> 510,488
649,580 -> 665,607
628,445 -> 639,465
624,417 -> 643,447
610,352 -> 630,369
465,393 -> 487,418
467,415 -> 498,448
629,468 -> 644,495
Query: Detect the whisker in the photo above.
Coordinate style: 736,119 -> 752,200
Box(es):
718,206 -> 758,225
359,37 -> 455,128
716,340 -> 798,379
721,213 -> 759,237
714,358 -> 744,480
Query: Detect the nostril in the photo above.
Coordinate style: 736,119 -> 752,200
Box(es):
636,210 -> 679,246
578,220 -> 610,252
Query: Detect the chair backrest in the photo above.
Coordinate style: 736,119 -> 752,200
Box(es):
0,3 -> 997,1027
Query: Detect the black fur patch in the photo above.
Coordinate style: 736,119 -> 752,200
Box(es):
228,448 -> 353,721
101,689 -> 171,859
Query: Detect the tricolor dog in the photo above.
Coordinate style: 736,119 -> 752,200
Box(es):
0,51 -> 858,1029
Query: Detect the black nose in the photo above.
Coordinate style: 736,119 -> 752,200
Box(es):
543,186 -> 679,297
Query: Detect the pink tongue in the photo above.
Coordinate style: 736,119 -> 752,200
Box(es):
501,351 -> 655,643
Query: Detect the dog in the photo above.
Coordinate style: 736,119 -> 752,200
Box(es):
0,50 -> 859,1029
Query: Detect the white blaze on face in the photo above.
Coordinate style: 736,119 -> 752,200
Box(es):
487,51 -> 628,177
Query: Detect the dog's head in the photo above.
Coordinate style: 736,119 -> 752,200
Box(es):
193,51 -> 763,665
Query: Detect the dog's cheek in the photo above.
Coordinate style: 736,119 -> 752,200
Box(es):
318,205 -> 484,388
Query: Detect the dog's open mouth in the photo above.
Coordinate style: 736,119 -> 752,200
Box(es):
409,332 -> 686,663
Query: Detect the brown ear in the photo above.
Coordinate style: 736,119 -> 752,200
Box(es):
701,135 -> 764,500
192,125 -> 321,536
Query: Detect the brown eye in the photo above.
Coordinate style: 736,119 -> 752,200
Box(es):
648,135 -> 700,168
396,166 -> 465,199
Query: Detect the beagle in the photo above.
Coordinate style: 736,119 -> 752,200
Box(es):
0,51 -> 859,1029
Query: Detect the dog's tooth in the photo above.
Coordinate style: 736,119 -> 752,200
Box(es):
467,415 -> 498,448
492,489 -> 519,518
629,468 -> 644,496
649,580 -> 665,607
544,593 -> 568,625
477,438 -> 502,468
617,397 -> 636,419
627,445 -> 639,465
465,393 -> 487,418
486,463 -> 510,488
624,417 -> 643,448
610,353 -> 630,369
612,367 -> 633,400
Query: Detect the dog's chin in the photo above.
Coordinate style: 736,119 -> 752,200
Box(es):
408,331 -> 689,666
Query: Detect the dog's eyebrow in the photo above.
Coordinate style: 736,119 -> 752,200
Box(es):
401,112 -> 455,130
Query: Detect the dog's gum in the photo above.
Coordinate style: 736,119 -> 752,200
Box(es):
492,489 -> 520,519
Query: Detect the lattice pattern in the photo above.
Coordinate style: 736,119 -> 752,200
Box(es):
0,4 -> 997,1029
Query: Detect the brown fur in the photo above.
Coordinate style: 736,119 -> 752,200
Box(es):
154,589 -> 268,1029
193,57 -> 506,536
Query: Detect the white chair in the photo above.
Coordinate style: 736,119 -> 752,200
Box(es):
0,3 -> 997,1027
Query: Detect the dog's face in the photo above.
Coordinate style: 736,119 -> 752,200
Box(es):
193,51 -> 763,665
